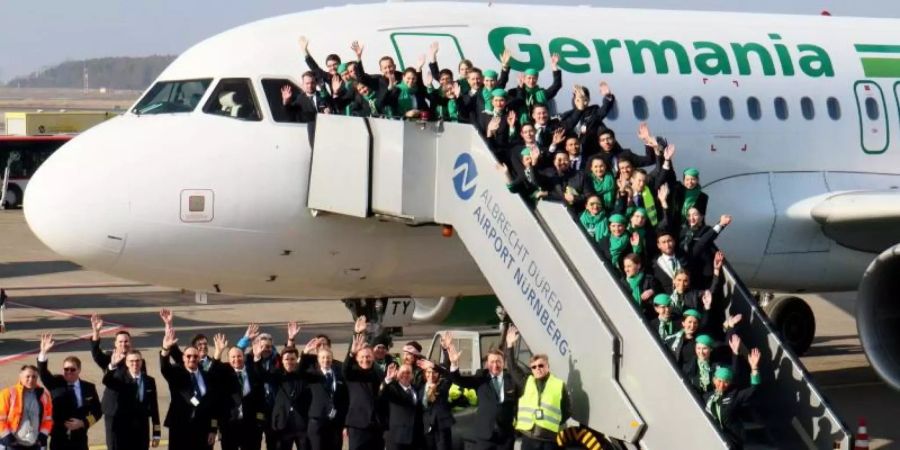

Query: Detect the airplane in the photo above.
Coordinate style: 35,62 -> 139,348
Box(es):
21,1 -> 900,400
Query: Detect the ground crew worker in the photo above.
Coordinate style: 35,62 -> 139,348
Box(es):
506,326 -> 570,450
0,365 -> 54,450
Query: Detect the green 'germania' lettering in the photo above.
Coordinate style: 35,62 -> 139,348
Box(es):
693,41 -> 732,75
486,27 -> 834,78
625,40 -> 691,74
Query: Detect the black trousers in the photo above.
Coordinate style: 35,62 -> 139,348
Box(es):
220,417 -> 263,450
520,436 -> 562,450
307,418 -> 342,450
276,430 -> 308,450
472,435 -> 515,450
347,427 -> 384,450
107,418 -> 150,450
168,426 -> 212,450
424,425 -> 452,450
49,430 -> 88,450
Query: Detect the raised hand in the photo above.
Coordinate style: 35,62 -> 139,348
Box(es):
719,215 -> 733,227
416,54 -> 426,71
386,71 -> 397,88
298,36 -> 309,54
245,322 -> 260,340
452,82 -> 462,98
428,41 -> 439,62
517,73 -> 525,88
729,334 -> 742,355
350,40 -> 364,60
748,348 -> 761,370
417,358 -> 436,371
440,331 -> 454,350
702,290 -> 713,310
637,122 -> 651,144
39,333 -> 55,356
303,337 -> 319,354
599,81 -> 611,97
90,313 -> 104,340
505,325 -> 520,348
714,251 -> 725,274
507,110 -> 517,128
725,313 -> 743,329
281,85 -> 293,104
162,327 -> 178,350
496,162 -> 510,176
423,70 -> 434,87
386,362 -> 398,380
501,48 -> 512,68
630,232 -> 641,247
550,53 -> 560,70
664,144 -> 675,161
287,321 -> 301,341
213,333 -> 228,356
354,316 -> 368,334
159,308 -> 174,329
551,127 -> 565,145
111,349 -> 126,366
351,333 -> 366,354
657,184 -> 670,206
487,116 -> 501,135
446,345 -> 463,366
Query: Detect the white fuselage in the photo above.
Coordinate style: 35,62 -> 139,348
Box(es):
23,3 -> 900,298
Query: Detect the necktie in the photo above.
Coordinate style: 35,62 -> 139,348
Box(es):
670,257 -> 678,272
67,384 -> 78,409
325,371 -> 334,395
492,376 -> 502,400
135,376 -> 144,402
192,372 -> 202,398
238,371 -> 249,396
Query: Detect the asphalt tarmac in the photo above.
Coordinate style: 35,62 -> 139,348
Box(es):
0,210 -> 896,449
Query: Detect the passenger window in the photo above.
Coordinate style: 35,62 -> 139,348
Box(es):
203,78 -> 262,121
774,97 -> 789,120
662,96 -> 677,121
606,102 -> 619,121
826,97 -> 841,120
747,97 -> 761,121
262,79 -> 305,123
801,97 -> 815,120
133,79 -> 212,115
865,97 -> 880,120
719,97 -> 734,121
633,96 -> 649,120
691,96 -> 706,120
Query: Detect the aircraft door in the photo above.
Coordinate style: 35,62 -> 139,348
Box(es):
389,32 -> 466,73
853,81 -> 889,154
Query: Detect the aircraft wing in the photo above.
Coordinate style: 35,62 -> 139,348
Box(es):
811,190 -> 900,253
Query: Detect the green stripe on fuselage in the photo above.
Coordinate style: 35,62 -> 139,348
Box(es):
861,57 -> 900,77
442,295 -> 501,326
855,44 -> 900,54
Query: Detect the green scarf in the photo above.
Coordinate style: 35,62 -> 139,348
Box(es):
670,291 -> 685,315
668,330 -> 685,353
698,360 -> 711,393
628,223 -> 646,255
591,173 -> 616,211
363,92 -> 378,116
608,232 -> 629,269
682,186 -> 702,219
626,272 -> 644,306
518,86 -> 548,123
657,319 -> 675,340
705,391 -> 724,427
481,88 -> 494,113
579,210 -> 607,240
640,186 -> 659,226
395,82 -> 418,116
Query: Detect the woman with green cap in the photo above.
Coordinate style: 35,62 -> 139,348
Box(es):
498,149 -> 547,204
596,213 -> 640,272
570,156 -> 616,215
391,67 -> 432,119
622,253 -> 658,319
578,194 -> 609,241
685,333 -> 743,393
508,53 -> 563,123
703,348 -> 762,447
679,207 -> 732,290
665,307 -> 711,367
649,294 -> 681,340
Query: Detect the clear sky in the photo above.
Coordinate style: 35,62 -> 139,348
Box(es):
1,0 -> 899,83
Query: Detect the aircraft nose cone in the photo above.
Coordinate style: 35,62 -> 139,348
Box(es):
25,131 -> 130,271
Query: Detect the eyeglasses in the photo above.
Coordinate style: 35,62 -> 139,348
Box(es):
587,202 -> 600,206
62,367 -> 78,372
530,364 -> 545,369
184,355 -> 199,359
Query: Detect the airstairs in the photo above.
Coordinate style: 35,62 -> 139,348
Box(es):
306,115 -> 852,449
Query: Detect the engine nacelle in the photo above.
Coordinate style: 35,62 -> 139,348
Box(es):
411,295 -> 501,326
857,244 -> 900,391
411,297 -> 458,323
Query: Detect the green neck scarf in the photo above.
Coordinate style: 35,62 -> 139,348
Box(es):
580,210 -> 607,240
670,291 -> 684,315
525,85 -> 547,107
682,186 -> 702,219
668,330 -> 685,353
609,233 -> 629,268
482,88 -> 494,112
363,92 -> 378,115
698,359 -> 711,392
657,319 -> 675,340
705,392 -> 724,427
626,272 -> 644,305
396,82 -> 418,115
591,173 -> 616,210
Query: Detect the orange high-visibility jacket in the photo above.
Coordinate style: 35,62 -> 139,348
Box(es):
0,383 -> 53,440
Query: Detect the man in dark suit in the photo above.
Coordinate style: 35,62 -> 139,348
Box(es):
36,334 -> 102,450
652,231 -> 690,293
446,339 -> 522,450
418,361 -> 455,450
217,346 -> 265,450
344,320 -> 385,450
380,363 -> 425,450
101,351 -> 161,450
305,347 -> 348,450
160,328 -> 218,450
87,313 -> 138,450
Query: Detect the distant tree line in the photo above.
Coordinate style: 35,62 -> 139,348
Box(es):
5,55 -> 176,91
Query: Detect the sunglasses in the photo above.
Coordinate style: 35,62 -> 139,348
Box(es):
185,355 -> 199,359
63,367 -> 78,372
530,364 -> 546,370
587,202 -> 601,206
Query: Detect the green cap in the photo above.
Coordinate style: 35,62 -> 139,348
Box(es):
491,88 -> 507,98
653,294 -> 672,306
714,366 -> 734,382
337,63 -> 348,74
483,69 -> 498,80
695,334 -> 714,347
632,208 -> 647,218
524,68 -> 539,76
609,214 -> 626,224
684,167 -> 700,178
521,147 -> 532,157
683,309 -> 702,319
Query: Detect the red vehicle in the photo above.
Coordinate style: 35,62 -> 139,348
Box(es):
0,135 -> 72,208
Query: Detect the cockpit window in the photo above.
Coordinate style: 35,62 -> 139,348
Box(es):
133,79 -> 212,115
202,78 -> 262,121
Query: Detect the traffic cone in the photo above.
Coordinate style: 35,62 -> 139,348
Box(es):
854,417 -> 869,450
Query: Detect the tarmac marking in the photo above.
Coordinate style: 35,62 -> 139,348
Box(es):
0,300 -> 125,365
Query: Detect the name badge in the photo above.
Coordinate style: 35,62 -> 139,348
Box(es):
534,410 -> 544,420
190,396 -> 201,407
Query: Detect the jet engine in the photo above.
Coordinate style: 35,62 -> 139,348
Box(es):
857,244 -> 900,391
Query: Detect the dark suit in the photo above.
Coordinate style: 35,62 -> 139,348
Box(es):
269,370 -> 311,450
216,361 -> 265,450
343,354 -> 384,450
101,367 -> 160,450
449,369 -> 521,450
651,252 -> 690,294
421,379 -> 454,450
159,353 -> 218,450
305,365 -> 348,450
37,359 -> 102,450
89,338 -> 144,450
380,381 -> 424,450
560,94 -> 616,161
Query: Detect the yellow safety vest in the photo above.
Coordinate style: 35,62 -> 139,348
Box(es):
515,374 -> 565,433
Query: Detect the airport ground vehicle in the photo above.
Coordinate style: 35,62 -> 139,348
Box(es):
0,135 -> 72,208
